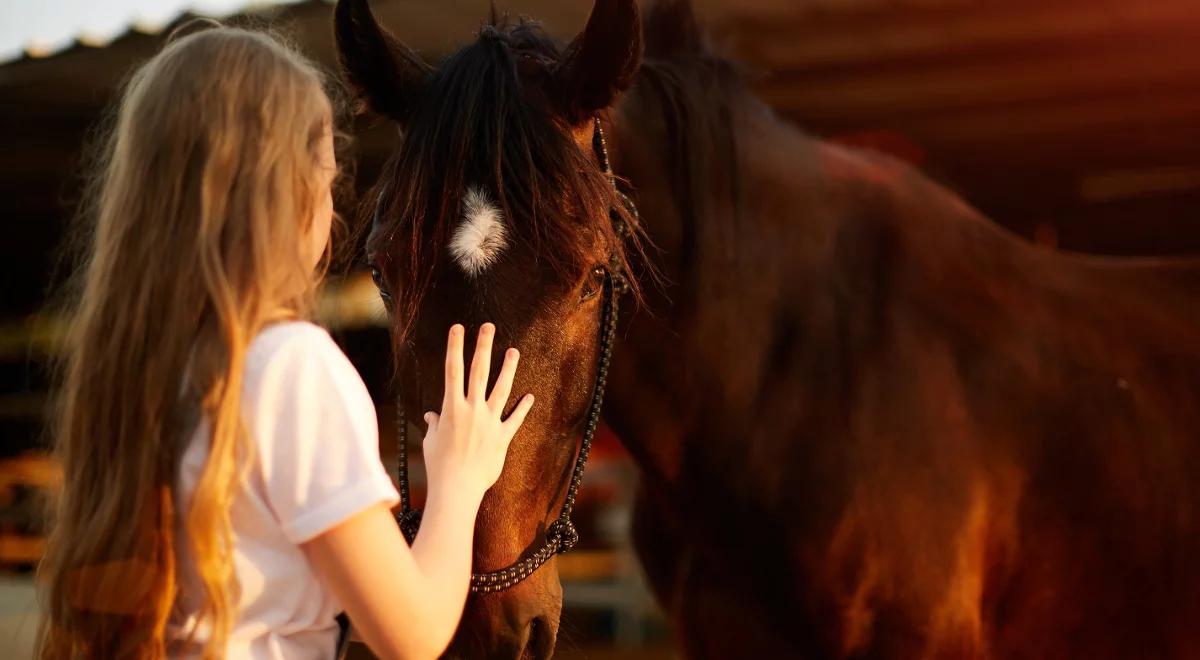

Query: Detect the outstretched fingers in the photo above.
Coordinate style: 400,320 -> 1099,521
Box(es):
502,394 -> 535,440
467,323 -> 495,402
442,322 -> 532,440
443,324 -> 465,405
488,348 -> 520,413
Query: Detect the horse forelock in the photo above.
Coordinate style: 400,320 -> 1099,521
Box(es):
366,19 -> 645,342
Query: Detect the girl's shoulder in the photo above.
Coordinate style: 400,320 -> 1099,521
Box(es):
237,325 -> 396,546
248,320 -> 347,369
250,319 -> 337,355
244,320 -> 367,404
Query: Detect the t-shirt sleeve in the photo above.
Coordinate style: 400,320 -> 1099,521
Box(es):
243,324 -> 400,545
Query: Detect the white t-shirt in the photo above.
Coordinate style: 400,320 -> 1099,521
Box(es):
170,321 -> 400,659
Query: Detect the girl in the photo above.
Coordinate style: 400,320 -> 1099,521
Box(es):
36,25 -> 531,660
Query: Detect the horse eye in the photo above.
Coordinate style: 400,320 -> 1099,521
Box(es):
370,266 -> 393,303
580,266 -> 606,302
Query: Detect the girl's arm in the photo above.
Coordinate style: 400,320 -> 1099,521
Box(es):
303,323 -> 532,660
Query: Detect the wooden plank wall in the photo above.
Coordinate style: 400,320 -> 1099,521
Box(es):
714,0 -> 1200,253
5,0 -> 1200,319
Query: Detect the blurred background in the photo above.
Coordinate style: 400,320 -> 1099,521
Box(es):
3,0 -> 1200,657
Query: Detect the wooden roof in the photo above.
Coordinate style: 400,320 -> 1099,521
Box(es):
4,0 -> 1200,316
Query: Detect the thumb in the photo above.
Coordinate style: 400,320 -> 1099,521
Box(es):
422,412 -> 440,439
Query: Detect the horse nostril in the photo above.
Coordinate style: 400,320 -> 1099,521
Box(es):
522,616 -> 554,660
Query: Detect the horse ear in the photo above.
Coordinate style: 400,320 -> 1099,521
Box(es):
555,0 -> 643,124
644,0 -> 703,58
333,0 -> 430,123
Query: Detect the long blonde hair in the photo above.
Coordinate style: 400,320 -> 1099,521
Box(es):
38,25 -> 338,659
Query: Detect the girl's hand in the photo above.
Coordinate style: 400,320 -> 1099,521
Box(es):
421,323 -> 534,498
306,323 -> 531,659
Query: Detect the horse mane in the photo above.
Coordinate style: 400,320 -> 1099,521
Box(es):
631,2 -> 747,276
367,17 -> 647,339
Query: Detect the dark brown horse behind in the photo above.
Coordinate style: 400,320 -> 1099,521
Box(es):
336,0 -> 1200,656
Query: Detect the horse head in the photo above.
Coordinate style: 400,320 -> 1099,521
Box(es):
335,0 -> 644,656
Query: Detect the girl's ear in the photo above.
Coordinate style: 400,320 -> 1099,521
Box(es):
333,0 -> 431,125
553,0 -> 643,125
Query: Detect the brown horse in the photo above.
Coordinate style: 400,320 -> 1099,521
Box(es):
335,0 -> 1200,657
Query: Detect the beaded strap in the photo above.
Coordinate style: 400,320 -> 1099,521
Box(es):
393,270 -> 621,592
390,115 -> 630,593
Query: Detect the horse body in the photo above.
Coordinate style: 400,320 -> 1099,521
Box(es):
605,52 -> 1200,657
335,0 -> 1200,654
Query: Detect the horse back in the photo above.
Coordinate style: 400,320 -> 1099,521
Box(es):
790,137 -> 1200,657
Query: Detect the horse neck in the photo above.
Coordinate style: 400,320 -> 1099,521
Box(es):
602,68 -> 837,489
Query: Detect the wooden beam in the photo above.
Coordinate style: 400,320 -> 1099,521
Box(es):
755,36 -> 1200,122
724,1 -> 1200,69
803,91 -> 1200,162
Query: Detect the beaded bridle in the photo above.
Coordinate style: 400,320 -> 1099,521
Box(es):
371,118 -> 633,594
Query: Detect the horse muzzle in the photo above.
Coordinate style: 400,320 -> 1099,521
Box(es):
443,575 -> 562,660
